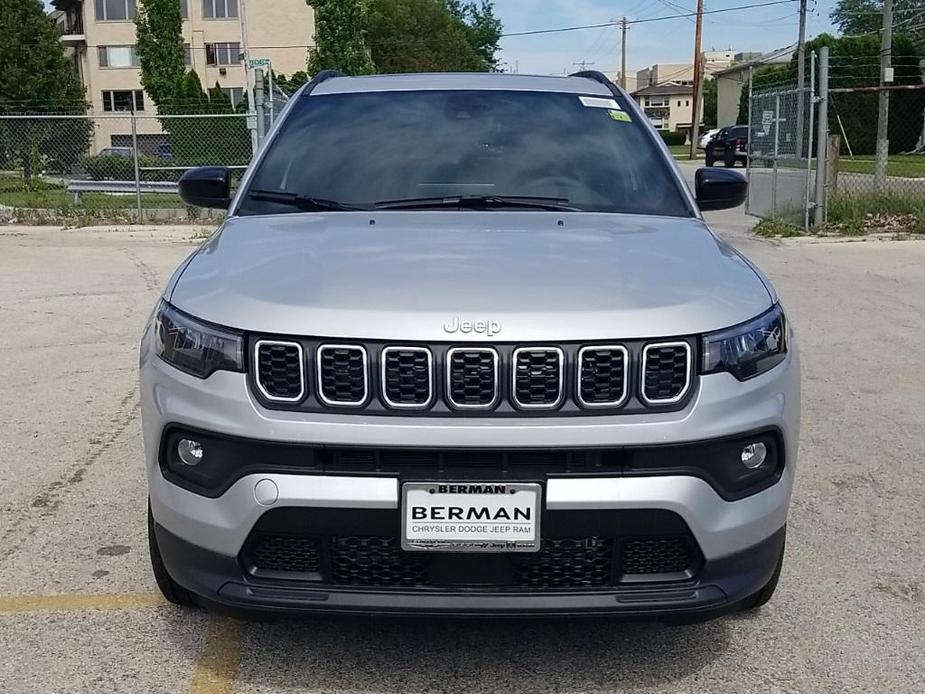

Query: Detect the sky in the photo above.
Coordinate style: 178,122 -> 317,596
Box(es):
493,0 -> 839,76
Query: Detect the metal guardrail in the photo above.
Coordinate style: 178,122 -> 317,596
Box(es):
66,179 -> 179,203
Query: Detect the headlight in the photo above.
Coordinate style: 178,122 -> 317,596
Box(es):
702,305 -> 787,381
154,301 -> 244,378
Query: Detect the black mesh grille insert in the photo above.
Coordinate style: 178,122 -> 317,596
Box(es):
256,342 -> 303,400
448,349 -> 497,407
643,343 -> 690,402
248,535 -> 320,574
319,346 -> 367,404
331,536 -> 427,587
514,537 -> 614,588
383,348 -> 431,406
514,349 -> 562,406
621,538 -> 693,575
579,347 -> 627,405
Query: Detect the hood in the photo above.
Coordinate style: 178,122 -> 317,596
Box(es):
169,211 -> 772,341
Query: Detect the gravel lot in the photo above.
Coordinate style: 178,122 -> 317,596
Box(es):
0,209 -> 923,693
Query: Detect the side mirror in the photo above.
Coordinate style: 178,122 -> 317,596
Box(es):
695,167 -> 747,211
179,167 -> 232,209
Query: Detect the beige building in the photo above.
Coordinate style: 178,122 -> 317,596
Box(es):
52,0 -> 314,152
632,84 -> 700,136
713,49 -> 794,127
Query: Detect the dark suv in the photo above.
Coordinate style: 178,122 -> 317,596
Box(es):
705,125 -> 750,167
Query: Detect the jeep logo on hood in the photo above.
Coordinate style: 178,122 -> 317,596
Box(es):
443,316 -> 501,337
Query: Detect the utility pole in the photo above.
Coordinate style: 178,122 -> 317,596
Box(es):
573,60 -> 595,71
796,0 -> 807,159
874,0 -> 893,190
688,0 -> 705,160
620,17 -> 628,89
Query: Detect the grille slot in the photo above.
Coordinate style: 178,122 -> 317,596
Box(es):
381,347 -> 433,408
621,537 -> 693,575
641,342 -> 691,404
446,348 -> 498,409
247,535 -> 321,574
317,345 -> 368,406
513,347 -> 564,409
513,537 -> 614,588
578,346 -> 628,407
331,536 -> 427,587
254,340 -> 305,402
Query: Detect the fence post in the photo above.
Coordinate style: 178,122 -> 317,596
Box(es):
803,50 -> 816,232
771,93 -> 780,216
254,68 -> 266,148
813,46 -> 829,225
130,108 -> 142,221
827,134 -> 841,195
745,67 -> 753,215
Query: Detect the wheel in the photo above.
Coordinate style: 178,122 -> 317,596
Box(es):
148,502 -> 198,607
705,154 -> 715,167
724,151 -> 736,168
739,530 -> 785,611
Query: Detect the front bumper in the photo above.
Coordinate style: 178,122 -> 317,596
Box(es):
142,342 -> 799,616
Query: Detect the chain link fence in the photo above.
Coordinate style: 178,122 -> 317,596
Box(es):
0,83 -> 290,223
746,82 -> 815,229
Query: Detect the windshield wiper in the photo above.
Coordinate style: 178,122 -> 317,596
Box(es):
373,195 -> 579,211
248,190 -> 364,212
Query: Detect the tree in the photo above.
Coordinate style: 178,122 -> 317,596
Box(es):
368,0 -> 487,72
307,0 -> 376,75
702,78 -> 718,129
0,0 -> 90,178
135,0 -> 187,108
831,0 -> 925,39
444,1 -> 503,69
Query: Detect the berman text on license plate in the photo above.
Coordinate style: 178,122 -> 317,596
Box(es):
401,482 -> 541,552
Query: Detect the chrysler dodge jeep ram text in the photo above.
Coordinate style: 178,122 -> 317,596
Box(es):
142,71 -> 799,620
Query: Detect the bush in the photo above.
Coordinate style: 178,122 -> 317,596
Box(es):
658,130 -> 686,146
80,155 -> 181,182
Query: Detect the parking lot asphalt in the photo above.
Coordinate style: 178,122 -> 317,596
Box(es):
1,210 -> 923,693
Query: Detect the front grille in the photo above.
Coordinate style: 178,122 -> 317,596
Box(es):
318,345 -> 367,405
642,342 -> 691,404
513,348 -> 563,408
249,338 -> 697,415
447,348 -> 498,408
578,346 -> 627,407
255,341 -> 304,401
621,538 -> 693,575
382,347 -> 432,408
247,535 -> 321,574
242,533 -> 699,589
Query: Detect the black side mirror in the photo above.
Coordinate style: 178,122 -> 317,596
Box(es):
695,167 -> 747,211
179,167 -> 232,209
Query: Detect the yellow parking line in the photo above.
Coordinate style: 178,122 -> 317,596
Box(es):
189,616 -> 246,694
0,592 -> 164,614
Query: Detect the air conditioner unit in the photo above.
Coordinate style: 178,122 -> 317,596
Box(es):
219,67 -> 227,76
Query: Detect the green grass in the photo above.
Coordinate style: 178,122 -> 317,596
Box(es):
775,154 -> 925,178
825,193 -> 925,235
0,173 -> 185,211
669,145 -> 703,159
754,218 -> 804,238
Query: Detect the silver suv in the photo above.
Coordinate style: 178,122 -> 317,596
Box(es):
142,71 -> 799,621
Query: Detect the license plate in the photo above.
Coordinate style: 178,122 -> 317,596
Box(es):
401,482 -> 542,552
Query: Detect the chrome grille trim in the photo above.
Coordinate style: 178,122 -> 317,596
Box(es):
576,345 -> 629,408
445,347 -> 500,410
640,341 -> 692,405
253,339 -> 306,403
380,346 -> 434,409
512,346 -> 565,410
316,344 -> 369,407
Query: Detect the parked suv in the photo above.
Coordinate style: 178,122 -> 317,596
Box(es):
705,125 -> 751,167
142,71 -> 799,621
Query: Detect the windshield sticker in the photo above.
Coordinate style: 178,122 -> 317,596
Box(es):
580,96 -> 620,109
608,109 -> 632,122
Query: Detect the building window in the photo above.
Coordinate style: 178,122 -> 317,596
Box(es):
205,42 -> 241,66
98,45 -> 140,68
686,100 -> 690,106
102,90 -> 145,112
677,101 -> 681,107
220,87 -> 244,108
183,43 -> 192,66
203,0 -> 238,18
95,0 -> 137,21
181,0 -> 188,18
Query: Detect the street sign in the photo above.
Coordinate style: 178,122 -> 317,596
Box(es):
248,58 -> 272,69
761,110 -> 774,135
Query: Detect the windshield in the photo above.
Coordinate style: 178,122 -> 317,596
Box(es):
238,89 -> 692,217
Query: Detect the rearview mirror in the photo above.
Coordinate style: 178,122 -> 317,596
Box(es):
695,167 -> 747,211
179,167 -> 232,209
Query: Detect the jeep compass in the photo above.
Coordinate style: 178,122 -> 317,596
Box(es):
142,71 -> 799,620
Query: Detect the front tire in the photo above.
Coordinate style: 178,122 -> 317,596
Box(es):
705,153 -> 715,166
739,529 -> 785,611
724,151 -> 736,168
148,502 -> 198,607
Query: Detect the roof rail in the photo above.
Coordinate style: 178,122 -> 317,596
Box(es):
299,69 -> 348,98
569,70 -> 614,87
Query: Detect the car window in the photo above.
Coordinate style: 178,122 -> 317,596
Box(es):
239,89 -> 692,217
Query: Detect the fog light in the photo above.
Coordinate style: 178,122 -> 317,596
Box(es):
740,442 -> 767,469
177,438 -> 204,466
